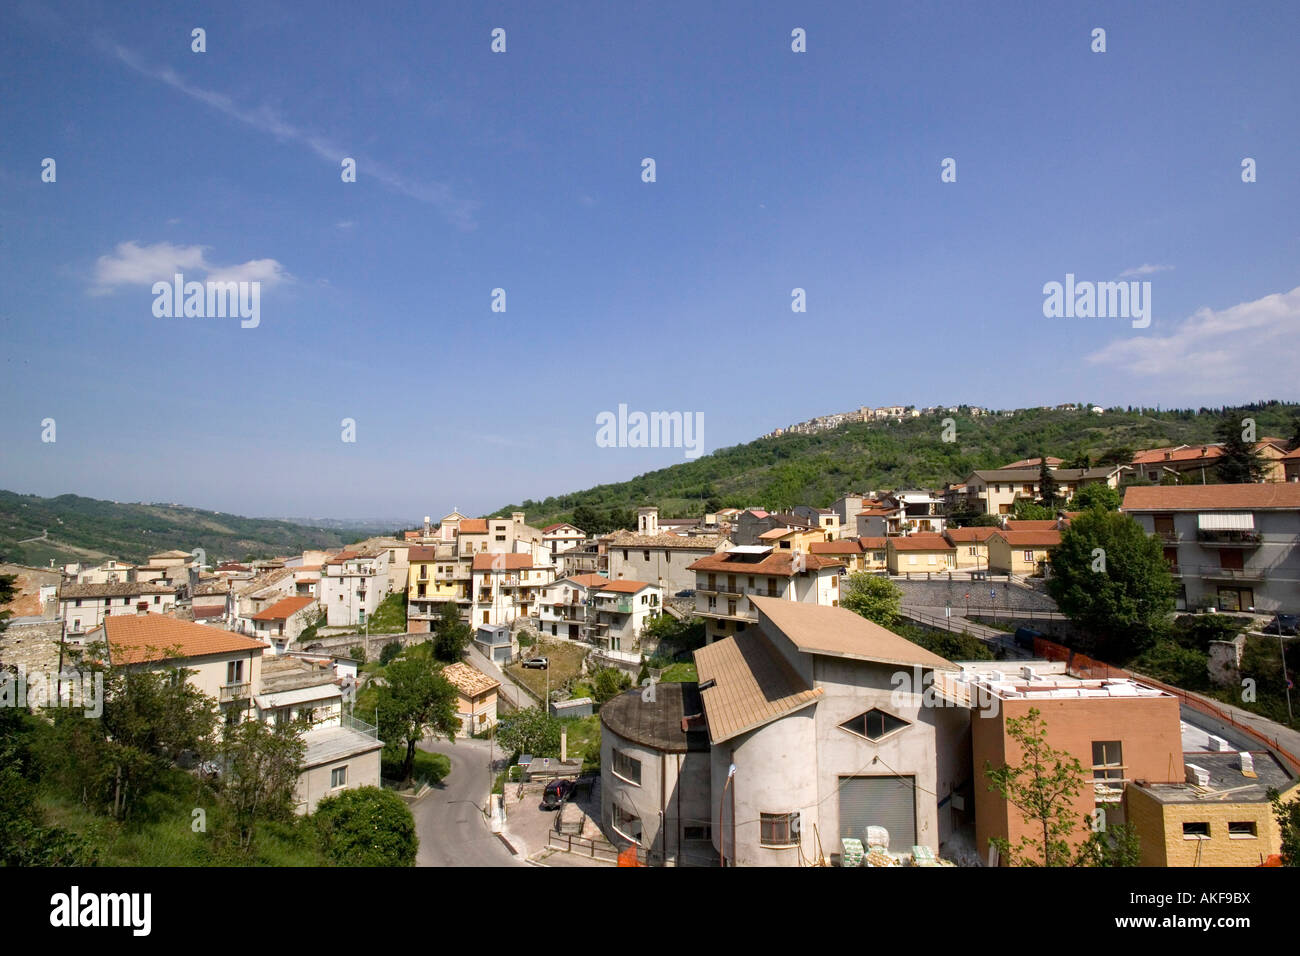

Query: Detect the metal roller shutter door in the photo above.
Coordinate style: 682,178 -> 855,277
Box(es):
839,775 -> 916,849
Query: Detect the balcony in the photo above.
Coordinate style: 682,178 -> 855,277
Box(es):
1195,530 -> 1262,548
1182,565 -> 1266,582
1155,530 -> 1180,544
219,681 -> 251,703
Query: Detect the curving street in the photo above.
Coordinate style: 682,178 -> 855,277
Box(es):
412,736 -> 523,867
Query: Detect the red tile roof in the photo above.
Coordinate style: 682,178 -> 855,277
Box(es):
250,596 -> 316,621
889,534 -> 954,552
687,551 -> 843,576
1003,519 -> 1060,531
944,526 -> 1000,543
992,530 -> 1063,547
1122,483 -> 1300,512
408,546 -> 438,561
458,519 -> 489,534
104,615 -> 267,665
808,540 -> 863,555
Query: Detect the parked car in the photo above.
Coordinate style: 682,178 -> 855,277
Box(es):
1013,626 -> 1041,651
540,779 -> 575,810
675,589 -> 695,597
1267,614 -> 1298,636
522,656 -> 549,669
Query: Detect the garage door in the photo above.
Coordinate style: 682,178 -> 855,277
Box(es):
839,775 -> 916,849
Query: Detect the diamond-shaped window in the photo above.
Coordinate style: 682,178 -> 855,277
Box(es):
840,708 -> 909,741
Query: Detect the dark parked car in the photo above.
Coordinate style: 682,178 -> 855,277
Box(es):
1013,626 -> 1042,651
540,779 -> 575,810
675,589 -> 695,598
1268,614 -> 1298,636
521,657 -> 549,669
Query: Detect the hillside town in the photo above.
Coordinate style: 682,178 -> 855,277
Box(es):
4,430 -> 1298,870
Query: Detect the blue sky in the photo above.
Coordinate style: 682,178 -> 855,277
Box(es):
2,0 -> 1298,520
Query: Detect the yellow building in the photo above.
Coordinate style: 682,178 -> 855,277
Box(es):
986,529 -> 1061,575
944,526 -> 999,571
1127,751 -> 1299,866
443,662 -> 501,737
756,526 -> 828,552
886,534 -> 956,574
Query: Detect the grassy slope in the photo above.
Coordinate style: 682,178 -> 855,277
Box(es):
0,490 -> 391,566
494,402 -> 1300,526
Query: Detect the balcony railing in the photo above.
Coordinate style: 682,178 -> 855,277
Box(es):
1181,565 -> 1266,581
219,681 -> 250,702
1195,530 -> 1262,547
342,713 -> 379,739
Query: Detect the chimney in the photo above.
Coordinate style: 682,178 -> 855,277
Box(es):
1185,763 -> 1210,787
423,515 -> 431,536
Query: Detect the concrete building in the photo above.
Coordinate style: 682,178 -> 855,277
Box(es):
541,523 -> 586,557
687,547 -> 844,644
319,549 -> 390,627
537,574 -> 663,653
247,596 -> 321,654
60,581 -> 177,634
693,598 -> 967,866
469,552 -> 555,626
944,526 -> 999,571
474,623 -> 517,666
600,682 -> 712,865
985,529 -> 1061,576
1122,483 -> 1300,613
604,525 -> 728,596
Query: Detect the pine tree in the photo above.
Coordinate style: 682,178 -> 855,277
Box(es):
1214,415 -> 1268,483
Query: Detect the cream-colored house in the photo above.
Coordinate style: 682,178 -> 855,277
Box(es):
986,529 -> 1061,575
61,581 -> 177,634
443,661 -> 501,737
886,535 -> 956,574
943,526 -> 999,571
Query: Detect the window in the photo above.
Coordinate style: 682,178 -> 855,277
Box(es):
643,550 -> 651,561
153,595 -> 160,604
759,812 -> 800,847
612,749 -> 641,785
420,566 -> 428,580
684,825 -> 711,841
331,766 -> 347,788
1228,821 -> 1258,838
226,660 -> 244,684
75,598 -> 82,607
840,708 -> 909,741
1023,550 -> 1034,563
613,805 -> 642,843
495,535 -> 506,541
968,546 -> 977,556
1182,821 -> 1210,839
830,576 -> 838,587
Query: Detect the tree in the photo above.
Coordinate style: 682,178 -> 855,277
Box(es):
840,573 -> 902,628
0,708 -> 96,865
1011,499 -> 1055,520
1096,446 -> 1134,467
1214,414 -> 1268,483
969,513 -> 1003,527
218,717 -> 307,850
1047,510 -> 1176,660
314,785 -> 417,866
1271,789 -> 1300,865
1037,457 -> 1061,509
378,641 -> 402,666
984,706 -> 1139,866
592,667 -> 632,705
1289,413 -> 1300,451
431,602 -> 473,663
375,645 -> 459,785
1072,483 -> 1120,512
49,641 -> 218,821
0,572 -> 15,635
496,706 -> 561,757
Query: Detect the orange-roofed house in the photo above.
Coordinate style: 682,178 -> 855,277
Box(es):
444,661 -> 502,736
986,529 -> 1062,576
96,614 -> 269,723
1130,439 -> 1292,485
687,546 -> 844,644
944,526 -> 1000,571
1122,483 -> 1300,613
537,574 -> 663,653
470,551 -> 556,626
886,534 -> 956,574
248,596 -> 321,653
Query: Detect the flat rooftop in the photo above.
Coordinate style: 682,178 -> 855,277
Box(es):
1134,751 -> 1294,805
940,660 -> 1171,702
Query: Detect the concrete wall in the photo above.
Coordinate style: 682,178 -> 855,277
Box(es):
1128,783 -> 1297,867
295,745 -> 382,815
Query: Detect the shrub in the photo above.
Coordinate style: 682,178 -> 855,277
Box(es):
314,786 -> 417,867
379,641 -> 402,666
349,645 -> 367,664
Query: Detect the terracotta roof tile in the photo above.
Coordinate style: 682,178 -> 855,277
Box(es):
1122,483 -> 1300,511
250,596 -> 316,621
104,615 -> 267,665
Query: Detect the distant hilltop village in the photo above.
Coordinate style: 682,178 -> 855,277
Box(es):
764,402 -> 1105,438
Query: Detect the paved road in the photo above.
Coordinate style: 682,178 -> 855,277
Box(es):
465,645 -> 534,710
412,737 -> 522,867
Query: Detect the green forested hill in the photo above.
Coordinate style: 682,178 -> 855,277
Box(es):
0,491 -> 390,567
495,401 -> 1300,527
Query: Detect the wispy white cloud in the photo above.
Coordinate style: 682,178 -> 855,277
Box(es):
1086,285 -> 1300,393
90,241 -> 290,294
1119,263 -> 1175,277
106,42 -> 477,230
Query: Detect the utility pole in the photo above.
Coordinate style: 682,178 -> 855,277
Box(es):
1279,617 -> 1294,724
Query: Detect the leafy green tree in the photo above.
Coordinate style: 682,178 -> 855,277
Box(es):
378,641 -> 402,666
1046,509 -> 1176,660
218,717 -> 307,851
984,706 -> 1138,866
592,667 -> 632,705
497,706 -> 561,757
1271,789 -> 1300,865
840,573 -> 902,628
1214,415 -> 1268,483
1037,457 -> 1061,508
349,644 -> 367,664
1071,483 -> 1120,512
375,644 -> 460,785
970,513 -> 1003,527
1012,499 -> 1055,520
0,708 -> 97,865
1096,446 -> 1134,467
315,786 -> 417,866
0,572 -> 15,634
431,602 -> 473,663
47,641 -> 218,821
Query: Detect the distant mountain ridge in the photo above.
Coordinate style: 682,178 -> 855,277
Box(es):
0,491 -> 392,567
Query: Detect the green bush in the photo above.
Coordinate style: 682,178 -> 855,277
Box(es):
379,641 -> 402,666
314,786 -> 417,867
349,645 -> 367,664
